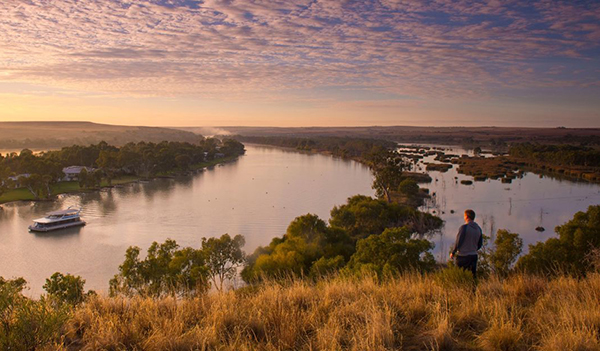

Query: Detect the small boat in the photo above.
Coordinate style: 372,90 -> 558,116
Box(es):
29,206 -> 86,232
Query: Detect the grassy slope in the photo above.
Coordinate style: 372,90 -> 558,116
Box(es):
63,273 -> 600,350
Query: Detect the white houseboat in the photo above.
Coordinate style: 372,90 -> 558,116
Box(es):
29,207 -> 86,232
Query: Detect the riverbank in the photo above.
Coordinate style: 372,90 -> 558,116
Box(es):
0,156 -> 241,205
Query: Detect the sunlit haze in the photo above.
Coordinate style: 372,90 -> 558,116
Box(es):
1,0 -> 599,127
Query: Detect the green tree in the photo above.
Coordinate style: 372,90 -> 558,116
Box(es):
97,150 -> 120,186
398,178 -> 419,196
346,226 -> 435,277
242,214 -> 354,282
78,168 -> 89,189
0,166 -> 8,199
489,230 -> 523,276
366,147 -> 406,203
109,239 -> 210,297
516,205 -> 600,275
91,169 -> 103,188
244,236 -> 312,281
220,139 -> 246,156
0,277 -> 27,291
329,195 -> 442,240
19,174 -> 48,199
43,272 -> 87,305
42,174 -> 54,197
309,255 -> 345,278
201,234 -> 246,292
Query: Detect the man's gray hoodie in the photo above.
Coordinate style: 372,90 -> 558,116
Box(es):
452,221 -> 483,256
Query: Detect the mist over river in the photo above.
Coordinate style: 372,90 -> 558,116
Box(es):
1,144 -> 599,295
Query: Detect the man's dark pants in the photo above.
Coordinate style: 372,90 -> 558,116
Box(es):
456,254 -> 478,280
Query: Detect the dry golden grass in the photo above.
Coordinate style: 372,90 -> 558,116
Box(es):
60,273 -> 600,350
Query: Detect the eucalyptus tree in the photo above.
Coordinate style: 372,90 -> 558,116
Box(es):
201,234 -> 246,292
366,146 -> 406,203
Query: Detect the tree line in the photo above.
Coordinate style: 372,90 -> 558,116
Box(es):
0,138 -> 245,200
509,143 -> 600,168
233,135 -> 398,159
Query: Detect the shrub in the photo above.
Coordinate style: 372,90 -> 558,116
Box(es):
347,226 -> 435,277
517,205 -> 600,275
43,272 -> 88,305
310,255 -> 345,278
0,277 -> 69,350
242,214 -> 354,282
490,230 -> 523,276
434,264 -> 474,289
398,178 -> 419,196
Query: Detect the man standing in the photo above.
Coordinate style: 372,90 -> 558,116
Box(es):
450,209 -> 483,279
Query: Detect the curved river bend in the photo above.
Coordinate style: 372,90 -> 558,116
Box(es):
0,145 -> 374,295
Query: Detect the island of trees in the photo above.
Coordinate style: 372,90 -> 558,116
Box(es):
0,138 -> 245,203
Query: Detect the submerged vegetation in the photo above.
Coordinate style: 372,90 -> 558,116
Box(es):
453,143 -> 600,183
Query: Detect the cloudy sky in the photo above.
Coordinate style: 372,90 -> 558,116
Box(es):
0,0 -> 599,127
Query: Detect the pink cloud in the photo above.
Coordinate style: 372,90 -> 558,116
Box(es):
0,0 -> 597,102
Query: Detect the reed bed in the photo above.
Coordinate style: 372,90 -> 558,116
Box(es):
54,272 -> 600,350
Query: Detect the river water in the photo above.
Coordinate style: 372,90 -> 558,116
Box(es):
0,145 -> 374,295
1,144 -> 599,295
414,145 -> 600,261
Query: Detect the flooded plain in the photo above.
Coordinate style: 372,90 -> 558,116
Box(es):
412,145 -> 600,261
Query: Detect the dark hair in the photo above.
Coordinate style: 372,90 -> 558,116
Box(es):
465,209 -> 475,220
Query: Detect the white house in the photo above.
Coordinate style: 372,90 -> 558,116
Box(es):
62,166 -> 94,181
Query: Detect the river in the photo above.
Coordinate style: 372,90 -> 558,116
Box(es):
0,145 -> 374,295
1,144 -> 599,295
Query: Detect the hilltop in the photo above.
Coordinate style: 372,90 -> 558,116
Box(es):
0,122 -> 200,149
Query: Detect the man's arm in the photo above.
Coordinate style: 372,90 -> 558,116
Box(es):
451,225 -> 467,256
477,228 -> 483,250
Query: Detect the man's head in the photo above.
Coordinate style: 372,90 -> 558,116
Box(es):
464,209 -> 475,222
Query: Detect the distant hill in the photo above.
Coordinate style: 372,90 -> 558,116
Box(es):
0,122 -> 201,149
176,126 -> 600,146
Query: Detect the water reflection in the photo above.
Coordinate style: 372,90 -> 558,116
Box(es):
33,225 -> 83,239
